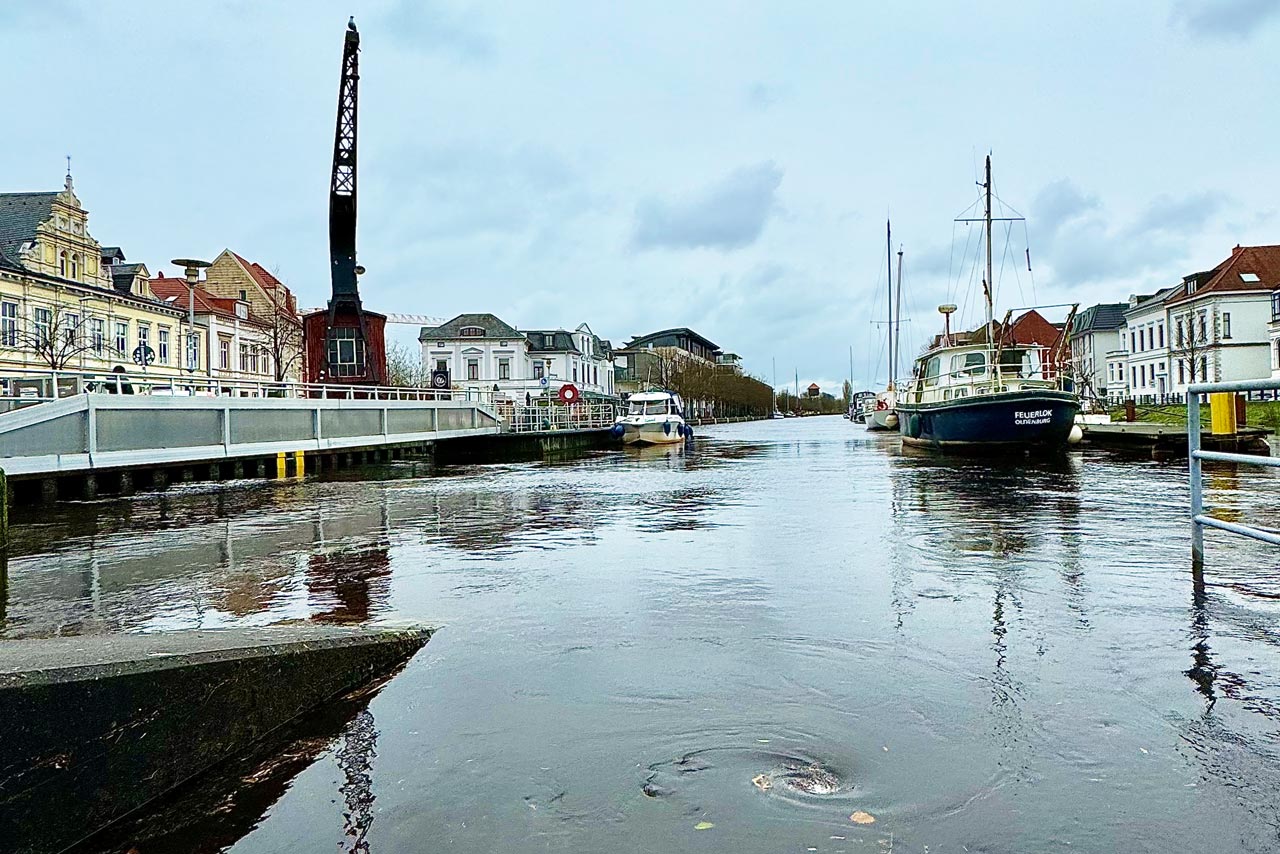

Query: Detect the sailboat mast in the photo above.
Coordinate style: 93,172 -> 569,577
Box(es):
895,245 -> 903,390
984,155 -> 994,337
886,219 -> 894,390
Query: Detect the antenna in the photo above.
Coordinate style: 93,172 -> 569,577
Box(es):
938,303 -> 958,346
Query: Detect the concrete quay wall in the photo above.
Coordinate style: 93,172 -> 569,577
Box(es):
0,625 -> 432,854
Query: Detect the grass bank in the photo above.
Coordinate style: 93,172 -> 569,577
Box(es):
1108,401 -> 1280,431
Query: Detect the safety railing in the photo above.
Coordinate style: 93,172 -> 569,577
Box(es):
1188,377 -> 1280,563
503,402 -> 618,433
0,368 -> 498,411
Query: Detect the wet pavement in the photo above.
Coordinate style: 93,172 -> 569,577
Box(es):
3,416 -> 1280,853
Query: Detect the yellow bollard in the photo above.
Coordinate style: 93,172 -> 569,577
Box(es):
276,452 -> 288,479
1209,392 -> 1237,436
294,450 -> 305,479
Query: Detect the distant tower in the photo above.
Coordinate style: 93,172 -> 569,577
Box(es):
303,18 -> 388,385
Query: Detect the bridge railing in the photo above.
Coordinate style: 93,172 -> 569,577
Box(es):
1188,377 -> 1280,564
0,368 -> 498,410
502,402 -> 618,433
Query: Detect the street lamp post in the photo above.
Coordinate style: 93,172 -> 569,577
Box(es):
171,258 -> 210,375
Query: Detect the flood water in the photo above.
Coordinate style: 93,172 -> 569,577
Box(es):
5,416 -> 1280,853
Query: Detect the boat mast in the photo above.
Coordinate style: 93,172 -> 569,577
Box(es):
894,245 -> 903,390
983,154 -> 994,341
886,219 -> 894,391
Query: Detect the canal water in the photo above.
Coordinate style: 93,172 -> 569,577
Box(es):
4,417 -> 1280,853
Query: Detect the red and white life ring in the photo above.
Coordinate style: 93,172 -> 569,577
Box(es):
558,383 -> 580,404
875,399 -> 888,411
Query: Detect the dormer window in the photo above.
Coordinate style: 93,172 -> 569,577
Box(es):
236,303 -> 248,319
460,326 -> 485,337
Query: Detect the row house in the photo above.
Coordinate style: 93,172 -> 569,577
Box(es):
1119,244 -> 1280,399
0,171 -> 303,391
1271,287 -> 1280,378
1068,303 -> 1127,399
0,173 -> 190,381
418,314 -> 617,399
613,327 -> 722,396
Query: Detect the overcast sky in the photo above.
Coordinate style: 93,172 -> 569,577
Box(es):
5,0 -> 1279,392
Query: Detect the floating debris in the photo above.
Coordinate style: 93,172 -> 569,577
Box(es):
850,810 -> 877,825
694,821 -> 715,830
751,773 -> 773,791
782,764 -> 841,795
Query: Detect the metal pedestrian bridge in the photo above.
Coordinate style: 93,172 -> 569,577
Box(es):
0,389 -> 500,478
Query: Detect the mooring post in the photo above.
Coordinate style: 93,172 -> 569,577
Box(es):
0,468 -> 8,549
275,453 -> 288,479
294,450 -> 305,479
1188,389 -> 1203,565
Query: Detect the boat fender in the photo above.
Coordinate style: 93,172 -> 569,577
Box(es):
1068,423 -> 1084,445
611,423 -> 625,437
884,412 -> 899,429
684,425 -> 693,441
663,420 -> 671,435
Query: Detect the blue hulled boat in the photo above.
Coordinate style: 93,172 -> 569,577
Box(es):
897,156 -> 1081,452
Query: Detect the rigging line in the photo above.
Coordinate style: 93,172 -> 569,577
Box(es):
1022,218 -> 1037,304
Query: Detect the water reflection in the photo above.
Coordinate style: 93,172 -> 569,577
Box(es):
74,680 -> 387,854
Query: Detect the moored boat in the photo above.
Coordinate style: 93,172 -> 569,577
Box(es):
897,156 -> 1081,452
613,390 -> 691,445
866,221 -> 903,432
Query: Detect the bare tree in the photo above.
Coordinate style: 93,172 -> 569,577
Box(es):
266,267 -> 305,382
1171,309 -> 1213,386
386,341 -> 428,387
1,301 -> 118,370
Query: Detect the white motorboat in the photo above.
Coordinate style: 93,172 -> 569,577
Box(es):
613,391 -> 691,445
866,220 -> 903,432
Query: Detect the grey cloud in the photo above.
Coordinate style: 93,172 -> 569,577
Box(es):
745,82 -> 784,110
1028,179 -> 1230,285
630,161 -> 784,252
382,0 -> 494,61
1171,0 -> 1280,38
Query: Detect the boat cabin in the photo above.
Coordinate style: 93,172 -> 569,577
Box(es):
906,342 -> 1062,405
626,391 -> 684,417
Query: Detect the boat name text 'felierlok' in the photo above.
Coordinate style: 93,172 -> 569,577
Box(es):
1014,409 -> 1053,425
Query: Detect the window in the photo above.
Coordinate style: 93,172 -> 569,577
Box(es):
64,313 -> 79,347
467,358 -> 479,380
250,346 -> 260,374
90,318 -> 104,353
1222,312 -> 1231,339
1158,324 -> 1164,348
1198,312 -> 1207,340
114,321 -> 128,354
1178,360 -> 1185,384
1131,367 -> 1137,387
459,326 -> 485,337
219,338 -> 230,369
238,289 -> 248,301
1200,357 -> 1208,381
1176,319 -> 1184,347
573,363 -> 578,382
1140,364 -> 1146,386
235,303 -> 248,320
158,328 -> 170,364
1240,272 -> 1261,283
137,323 -> 150,353
533,362 -> 544,379
543,334 -> 552,347
498,358 -> 510,380
923,356 -> 942,387
33,307 -> 52,343
70,254 -> 79,280
435,359 -> 448,372
950,351 -> 987,377
0,302 -> 16,346
326,328 -> 365,377
594,365 -> 598,385
240,342 -> 250,372
58,250 -> 67,277
188,333 -> 201,369
1130,330 -> 1136,353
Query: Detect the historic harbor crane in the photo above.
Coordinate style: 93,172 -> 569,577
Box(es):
303,18 -> 388,385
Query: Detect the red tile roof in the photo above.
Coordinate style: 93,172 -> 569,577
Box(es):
228,251 -> 298,314
149,277 -> 267,327
1166,244 -> 1280,306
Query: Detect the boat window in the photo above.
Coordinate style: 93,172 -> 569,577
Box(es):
628,400 -> 669,415
943,389 -> 952,400
951,351 -> 986,377
923,356 -> 942,387
954,387 -> 968,398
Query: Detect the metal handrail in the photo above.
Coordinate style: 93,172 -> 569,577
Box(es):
1188,377 -> 1280,563
0,367 -> 495,407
